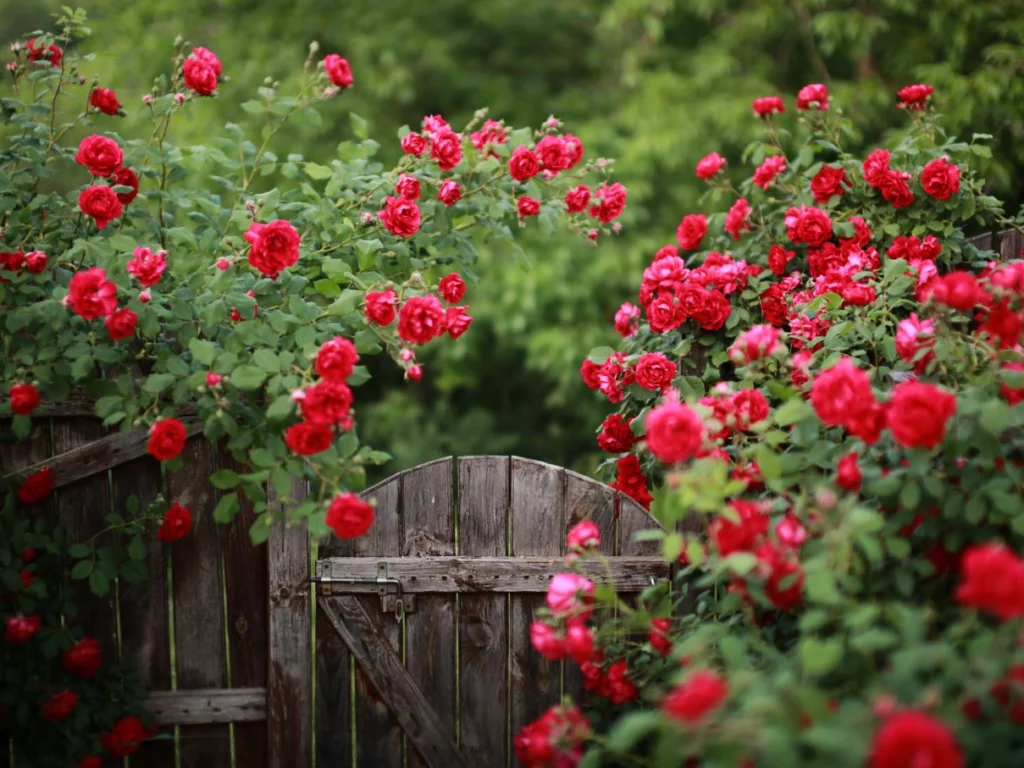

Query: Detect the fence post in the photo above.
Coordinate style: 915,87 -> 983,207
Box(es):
267,479 -> 312,768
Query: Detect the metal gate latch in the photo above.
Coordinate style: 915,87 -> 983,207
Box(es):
311,561 -> 416,619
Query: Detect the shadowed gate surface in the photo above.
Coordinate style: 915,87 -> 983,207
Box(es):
314,455 -> 665,767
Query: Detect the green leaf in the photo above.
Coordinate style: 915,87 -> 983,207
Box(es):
723,552 -> 757,575
805,570 -> 843,606
231,365 -> 267,391
68,543 -> 91,559
754,445 -> 783,480
799,636 -> 844,676
979,399 -> 1011,436
252,348 -> 280,373
88,569 -> 110,596
266,395 -> 294,421
249,515 -> 273,546
142,373 -> 175,394
774,398 -> 813,426
189,338 -> 217,365
240,100 -> 266,114
210,469 -> 240,489
661,532 -> 683,561
213,493 -> 241,524
304,162 -> 333,180
71,560 -> 94,579
606,711 -> 662,753
587,346 -> 614,363
128,536 -> 147,561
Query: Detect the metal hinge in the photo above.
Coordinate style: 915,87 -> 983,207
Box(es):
311,561 -> 416,618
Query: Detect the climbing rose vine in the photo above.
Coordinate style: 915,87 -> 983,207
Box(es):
521,82 -> 1024,767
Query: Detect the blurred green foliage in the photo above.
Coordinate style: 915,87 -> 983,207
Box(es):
4,0 -> 1024,483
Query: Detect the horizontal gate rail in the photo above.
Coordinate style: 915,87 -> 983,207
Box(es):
146,688 -> 267,725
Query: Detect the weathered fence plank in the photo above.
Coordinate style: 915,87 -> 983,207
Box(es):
457,456 -> 510,760
267,477 -> 312,768
146,688 -> 266,725
403,458 -> 457,768
618,492 -> 661,556
168,438 -> 232,767
510,458 -> 565,740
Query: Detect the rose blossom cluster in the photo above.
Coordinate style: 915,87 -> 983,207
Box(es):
73,134 -> 139,229
513,704 -> 591,768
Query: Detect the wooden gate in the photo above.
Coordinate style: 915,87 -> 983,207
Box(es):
314,456 -> 666,767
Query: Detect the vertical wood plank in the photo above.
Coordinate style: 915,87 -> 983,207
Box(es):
458,457 -> 510,760
167,438 -> 231,767
403,458 -> 456,768
618,492 -> 661,556
113,454 -> 176,768
52,418 -> 119,664
510,458 -> 565,741
267,476 -> 312,768
351,476 -> 403,765
562,473 -> 617,707
219,447 -> 269,768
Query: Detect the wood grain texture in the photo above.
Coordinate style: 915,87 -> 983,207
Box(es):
167,438 -> 231,768
403,458 -> 456,768
457,457 -> 509,761
219,446 -> 270,767
618,492 -> 662,556
510,458 -> 565,740
145,688 -> 266,725
267,476 -> 312,768
319,596 -> 472,768
5,420 -> 202,488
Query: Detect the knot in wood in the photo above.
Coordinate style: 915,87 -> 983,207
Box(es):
235,616 -> 249,635
466,618 -> 493,648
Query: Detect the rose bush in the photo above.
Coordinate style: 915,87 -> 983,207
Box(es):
1,9 -> 625,764
523,83 -> 1024,766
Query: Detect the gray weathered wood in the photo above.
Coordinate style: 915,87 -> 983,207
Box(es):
267,475 -> 312,768
510,458 -> 565,740
167,438 -> 231,767
317,556 -> 668,592
5,420 -> 202,488
319,596 -> 473,768
618,492 -> 661,556
145,688 -> 266,725
458,456 -> 509,760
403,458 -> 457,768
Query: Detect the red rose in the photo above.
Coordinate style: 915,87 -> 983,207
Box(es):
244,219 -> 301,278
662,669 -> 729,723
676,214 -> 707,250
752,96 -> 785,116
840,283 -> 877,306
836,451 -> 862,491
285,421 -> 334,456
27,38 -> 62,68
757,541 -> 805,610
105,308 -> 137,341
897,83 -> 934,110
978,307 -> 1024,349
470,119 -> 507,155
89,87 -> 121,115
878,169 -> 915,208
147,418 -> 188,461
158,502 -> 192,543
597,414 -> 636,453
611,454 -> 652,510
437,180 -> 462,206
649,617 -> 673,656
326,492 -> 375,539
646,294 -> 684,334
365,289 -> 397,325
126,246 -> 166,287
767,245 -> 795,275
869,710 -> 962,768
5,615 -> 41,643
41,690 -> 78,723
398,295 -> 445,344
299,380 -> 354,426
589,182 -> 627,223
753,155 -> 786,189
930,271 -> 981,311
191,46 -> 223,76
429,129 -> 462,171
438,273 -> 466,303
920,157 -> 961,201
887,380 -> 956,449
183,56 -> 217,95
725,198 -> 751,240
445,306 -> 472,339
695,152 -> 726,180
9,383 -> 40,415
75,135 -> 124,177
795,83 -> 829,110
18,466 -> 53,504
63,637 -> 102,678
565,185 -> 590,213
508,146 -> 540,182
580,359 -> 602,390
395,173 -> 420,201
760,283 -> 788,326
785,205 -> 832,246
536,135 -> 568,171
111,167 -> 140,205
517,196 -> 540,217
811,357 -> 876,428
401,132 -> 428,156
379,196 -> 421,237
692,289 -> 731,331
68,267 -> 118,320
422,114 -> 449,133
614,301 -> 640,337
810,166 -> 847,203
862,149 -> 891,187
101,716 -> 150,757
1001,362 -> 1024,405
732,388 -> 769,430
729,324 -> 783,364
316,337 -> 358,381
956,544 -> 1024,620
24,250 -> 47,274
323,54 -> 353,88
635,353 -> 678,391
645,395 -> 704,464
77,757 -> 101,768
78,185 -> 123,229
